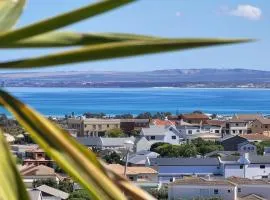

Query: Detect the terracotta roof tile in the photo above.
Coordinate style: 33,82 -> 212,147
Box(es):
106,164 -> 157,175
240,134 -> 270,141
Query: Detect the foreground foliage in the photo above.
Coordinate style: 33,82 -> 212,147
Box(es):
0,0 -> 252,199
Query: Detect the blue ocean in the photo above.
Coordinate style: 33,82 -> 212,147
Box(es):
1,87 -> 270,117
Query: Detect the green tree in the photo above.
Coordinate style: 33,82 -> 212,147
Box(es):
136,112 -> 152,119
58,180 -> 73,193
150,142 -> 169,152
33,178 -> 58,188
106,128 -> 124,137
102,152 -> 121,164
68,190 -> 91,200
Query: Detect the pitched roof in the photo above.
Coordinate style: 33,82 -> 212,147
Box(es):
233,114 -> 263,121
240,134 -> 270,141
227,176 -> 270,185
141,126 -> 169,136
76,137 -> 102,146
128,151 -> 159,165
257,118 -> 270,125
239,194 -> 267,200
107,164 -> 157,175
20,165 -> 55,176
171,177 -> 234,186
152,119 -> 176,126
36,185 -> 69,199
100,137 -> 135,147
149,157 -> 219,166
180,113 -> 209,120
206,120 -> 225,127
249,155 -> 270,164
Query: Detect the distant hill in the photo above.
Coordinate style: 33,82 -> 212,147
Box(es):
1,68 -> 270,87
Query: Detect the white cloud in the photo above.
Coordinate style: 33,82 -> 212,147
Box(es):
227,5 -> 262,20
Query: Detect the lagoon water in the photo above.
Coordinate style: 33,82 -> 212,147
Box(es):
1,87 -> 270,116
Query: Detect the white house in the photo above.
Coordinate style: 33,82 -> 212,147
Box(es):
148,157 -> 221,183
220,153 -> 270,179
168,176 -> 270,200
140,125 -> 182,145
168,177 -> 236,200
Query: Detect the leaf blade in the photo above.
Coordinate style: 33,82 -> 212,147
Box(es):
0,89 -> 154,200
0,0 -> 134,43
0,129 -> 29,200
0,38 -> 253,69
0,32 -> 158,48
0,0 -> 26,31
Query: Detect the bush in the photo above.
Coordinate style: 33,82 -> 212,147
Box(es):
106,128 -> 124,137
68,190 -> 91,200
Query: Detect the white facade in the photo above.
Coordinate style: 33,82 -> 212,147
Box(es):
168,184 -> 237,200
225,121 -> 248,135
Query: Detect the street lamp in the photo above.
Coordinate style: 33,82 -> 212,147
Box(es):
124,140 -> 134,176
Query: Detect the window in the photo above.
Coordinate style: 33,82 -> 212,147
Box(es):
196,129 -> 199,132
150,136 -> 155,140
228,189 -> 231,193
235,123 -> 238,126
265,125 -> 268,129
240,165 -> 244,169
238,188 -> 241,193
84,124 -> 87,128
169,178 -> 173,182
215,130 -> 219,133
98,125 -> 102,130
107,124 -> 109,128
262,176 -> 268,179
214,189 -> 219,194
232,130 -> 236,134
188,130 -> 192,134
172,136 -> 176,140
239,130 -> 242,134
260,165 -> 265,169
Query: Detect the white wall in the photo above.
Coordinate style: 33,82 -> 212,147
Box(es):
245,164 -> 270,179
164,131 -> 179,145
224,165 -> 245,178
168,185 -> 236,200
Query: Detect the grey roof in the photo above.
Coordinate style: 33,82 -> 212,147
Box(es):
100,137 -> 135,147
36,185 -> 69,199
149,157 -> 219,166
28,190 -> 42,200
219,155 -> 240,162
205,150 -> 238,157
128,151 -> 159,165
141,126 -> 168,136
76,137 -> 101,146
249,155 -> 270,164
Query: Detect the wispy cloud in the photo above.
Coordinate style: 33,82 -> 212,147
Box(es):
219,5 -> 262,21
175,11 -> 182,17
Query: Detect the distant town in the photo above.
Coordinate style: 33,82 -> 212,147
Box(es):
2,111 -> 270,199
3,68 -> 270,88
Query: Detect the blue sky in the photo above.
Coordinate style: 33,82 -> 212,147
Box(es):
2,0 -> 269,72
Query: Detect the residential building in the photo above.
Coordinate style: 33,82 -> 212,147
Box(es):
120,118 -> 149,134
23,147 -> 54,167
20,165 -> 63,188
220,153 -> 270,179
168,176 -> 270,200
76,136 -> 135,151
35,185 -> 69,200
251,118 -> 270,134
152,119 -> 176,126
240,133 -> 270,143
67,117 -> 84,137
178,113 -> 209,124
224,119 -> 248,135
140,125 -> 182,145
148,157 -> 221,183
107,164 -> 158,182
177,125 -> 222,141
127,150 -> 159,166
221,135 -> 249,151
84,118 -> 121,137
168,177 -> 236,200
232,114 -> 263,124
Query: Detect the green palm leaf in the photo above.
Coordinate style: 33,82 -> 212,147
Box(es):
0,89 -> 155,200
0,0 -> 26,31
0,0 -> 134,44
0,32 -> 158,48
0,38 -> 252,69
0,129 -> 29,200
